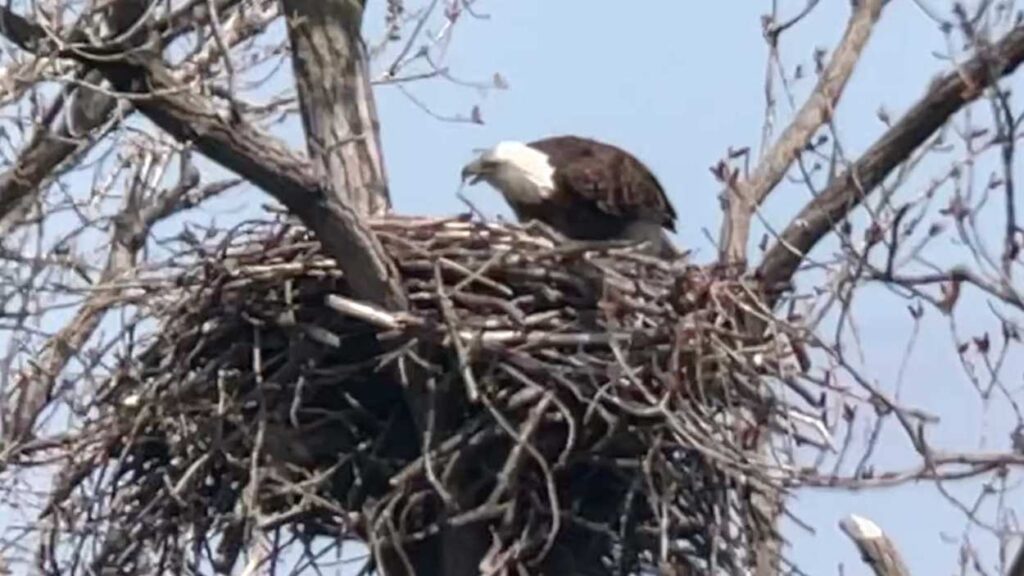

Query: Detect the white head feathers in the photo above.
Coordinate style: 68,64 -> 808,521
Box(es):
462,141 -> 556,204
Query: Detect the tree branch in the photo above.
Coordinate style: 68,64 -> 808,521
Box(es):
757,24 -> 1024,295
1009,537 -> 1024,576
0,0 -> 253,233
3,153 -> 224,443
839,514 -> 911,576
0,0 -> 275,444
720,0 -> 883,264
0,5 -> 407,310
0,2 -> 410,446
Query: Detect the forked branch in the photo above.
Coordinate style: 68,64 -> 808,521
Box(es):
0,0 -> 267,234
3,156 -> 232,443
720,0 -> 883,263
757,24 -> 1024,294
0,5 -> 407,310
839,515 -> 911,576
1009,538 -> 1024,576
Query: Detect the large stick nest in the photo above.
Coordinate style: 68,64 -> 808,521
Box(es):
50,215 -> 816,575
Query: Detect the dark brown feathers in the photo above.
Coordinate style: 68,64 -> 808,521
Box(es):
528,135 -> 677,232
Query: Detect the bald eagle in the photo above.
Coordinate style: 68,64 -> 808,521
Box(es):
460,135 -> 679,258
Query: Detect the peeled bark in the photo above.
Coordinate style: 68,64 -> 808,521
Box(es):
282,0 -> 390,215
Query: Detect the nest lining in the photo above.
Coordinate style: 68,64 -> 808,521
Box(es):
55,215 -> 813,575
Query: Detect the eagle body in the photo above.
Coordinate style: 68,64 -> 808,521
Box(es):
461,136 -> 679,257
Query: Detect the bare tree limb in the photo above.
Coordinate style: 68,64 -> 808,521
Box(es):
279,7 -> 462,574
839,514 -> 911,576
0,0 -> 153,445
1,152 -> 229,443
0,0 -> 406,445
283,0 -> 391,215
284,4 -> 483,573
757,24 -> 1024,295
720,0 -> 883,264
9,16 -> 433,543
0,71 -> 118,232
0,0 -> 251,234
720,7 -> 885,575
1008,538 -> 1024,576
116,60 -> 407,307
0,3 -> 275,391
0,5 -> 407,310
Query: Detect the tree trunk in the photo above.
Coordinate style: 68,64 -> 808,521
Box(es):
282,0 -> 390,216
281,3 -> 486,574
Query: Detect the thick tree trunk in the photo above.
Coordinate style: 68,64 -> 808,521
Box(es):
280,3 -> 481,574
282,0 -> 390,215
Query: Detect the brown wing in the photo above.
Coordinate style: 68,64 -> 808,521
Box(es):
528,136 -> 677,232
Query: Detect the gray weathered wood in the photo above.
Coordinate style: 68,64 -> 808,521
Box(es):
0,0 -> 244,232
282,0 -> 390,216
840,514 -> 911,576
720,0 -> 883,266
1008,539 -> 1024,576
758,24 -> 1024,296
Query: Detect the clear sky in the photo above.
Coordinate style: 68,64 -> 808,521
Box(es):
357,0 -> 1024,574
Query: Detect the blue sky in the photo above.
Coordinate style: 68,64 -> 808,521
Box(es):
356,1 -> 1024,574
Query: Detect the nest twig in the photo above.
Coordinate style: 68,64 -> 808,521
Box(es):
41,215 -> 818,575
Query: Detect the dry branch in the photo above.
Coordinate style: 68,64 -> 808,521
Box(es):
840,514 -> 911,576
0,1 -> 275,443
2,155 -> 236,443
1009,539 -> 1024,576
0,0 -> 150,442
720,6 -> 885,573
0,5 -> 406,310
0,0 -> 249,232
757,23 -> 1024,293
279,1 -> 438,568
720,0 -> 883,263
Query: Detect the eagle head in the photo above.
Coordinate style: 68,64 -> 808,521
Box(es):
461,141 -> 556,204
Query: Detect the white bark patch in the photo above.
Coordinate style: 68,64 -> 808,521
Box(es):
840,514 -> 884,539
